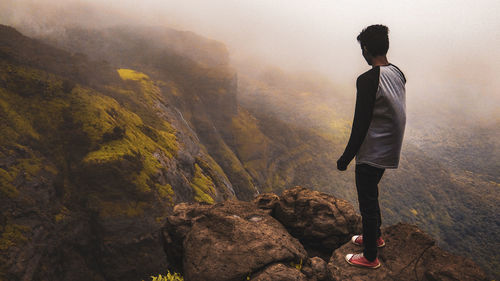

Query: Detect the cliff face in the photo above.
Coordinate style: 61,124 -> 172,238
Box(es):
35,25 -> 338,200
39,25 -> 260,201
0,24 -> 242,280
1,23 -> 313,280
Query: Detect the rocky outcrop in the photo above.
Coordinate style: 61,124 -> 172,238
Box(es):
254,186 -> 362,259
327,223 -> 488,281
163,200 -> 307,281
162,187 -> 488,281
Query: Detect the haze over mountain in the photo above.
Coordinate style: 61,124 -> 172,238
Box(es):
2,0 -> 499,117
0,0 -> 499,280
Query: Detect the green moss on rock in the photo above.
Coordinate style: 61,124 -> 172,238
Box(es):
0,168 -> 17,198
0,63 -> 180,217
191,164 -> 216,204
0,223 -> 30,251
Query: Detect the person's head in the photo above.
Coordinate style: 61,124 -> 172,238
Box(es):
357,24 -> 389,65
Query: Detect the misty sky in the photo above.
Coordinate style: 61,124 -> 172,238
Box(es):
2,0 -> 499,122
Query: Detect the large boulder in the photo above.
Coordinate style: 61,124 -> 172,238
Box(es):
162,199 -> 308,281
327,223 -> 488,281
254,186 -> 362,259
161,202 -> 213,272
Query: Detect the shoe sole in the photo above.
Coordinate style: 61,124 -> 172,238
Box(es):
345,254 -> 381,269
351,236 -> 386,248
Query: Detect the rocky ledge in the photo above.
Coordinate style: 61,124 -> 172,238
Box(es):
161,186 -> 487,281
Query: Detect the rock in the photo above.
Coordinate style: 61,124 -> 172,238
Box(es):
162,199 -> 308,281
162,202 -> 213,272
301,257 -> 328,281
249,263 -> 307,281
163,189 -> 487,281
252,192 -> 280,214
255,186 -> 362,259
327,223 -> 488,281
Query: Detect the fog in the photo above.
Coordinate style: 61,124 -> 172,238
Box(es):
2,0 -> 499,124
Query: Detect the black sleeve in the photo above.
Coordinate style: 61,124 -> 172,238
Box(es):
339,70 -> 378,165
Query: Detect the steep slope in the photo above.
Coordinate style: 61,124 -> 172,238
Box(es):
37,25 -> 262,201
0,24 -> 238,280
31,25 -> 353,199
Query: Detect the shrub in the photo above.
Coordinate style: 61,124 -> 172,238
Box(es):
146,270 -> 183,281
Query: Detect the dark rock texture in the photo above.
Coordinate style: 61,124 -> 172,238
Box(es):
301,257 -> 329,281
249,263 -> 307,281
161,202 -> 213,272
327,223 -> 488,281
252,192 -> 280,213
163,199 -> 307,281
255,186 -> 362,259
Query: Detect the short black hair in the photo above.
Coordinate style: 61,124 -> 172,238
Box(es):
357,24 -> 389,56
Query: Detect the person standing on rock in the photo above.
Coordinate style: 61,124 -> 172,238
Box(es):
336,24 -> 406,269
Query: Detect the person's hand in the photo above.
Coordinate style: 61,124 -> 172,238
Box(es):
337,157 -> 348,171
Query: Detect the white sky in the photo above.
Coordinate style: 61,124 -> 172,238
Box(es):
2,0 -> 499,121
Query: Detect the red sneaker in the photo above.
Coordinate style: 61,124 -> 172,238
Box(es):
345,253 -> 381,269
351,235 -> 385,248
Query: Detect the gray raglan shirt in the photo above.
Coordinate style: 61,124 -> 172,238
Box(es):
340,64 -> 406,169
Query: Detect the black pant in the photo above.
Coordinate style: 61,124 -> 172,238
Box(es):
355,163 -> 385,261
